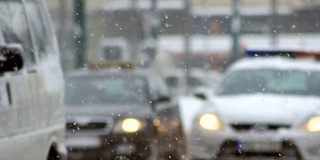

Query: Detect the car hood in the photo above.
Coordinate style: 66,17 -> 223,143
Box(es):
65,104 -> 153,119
210,94 -> 320,126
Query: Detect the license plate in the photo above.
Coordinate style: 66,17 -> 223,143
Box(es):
66,137 -> 102,149
239,141 -> 281,152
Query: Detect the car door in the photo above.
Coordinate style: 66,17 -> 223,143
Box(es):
25,0 -> 66,158
0,0 -> 39,159
0,0 -> 65,159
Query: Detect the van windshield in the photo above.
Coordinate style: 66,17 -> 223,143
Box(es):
65,75 -> 149,106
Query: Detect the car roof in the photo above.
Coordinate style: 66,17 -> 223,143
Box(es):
65,68 -> 156,78
163,68 -> 214,77
228,57 -> 320,73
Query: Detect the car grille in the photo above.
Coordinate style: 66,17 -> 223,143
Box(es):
66,122 -> 107,131
230,123 -> 290,132
218,140 -> 300,157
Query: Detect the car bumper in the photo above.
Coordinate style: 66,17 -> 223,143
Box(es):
190,125 -> 320,160
66,132 -> 153,159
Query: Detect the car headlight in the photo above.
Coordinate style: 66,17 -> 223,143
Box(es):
301,116 -> 320,132
199,113 -> 222,130
113,118 -> 143,133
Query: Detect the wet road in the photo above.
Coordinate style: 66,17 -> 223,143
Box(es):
216,157 -> 298,160
179,150 -> 300,160
185,156 -> 298,160
186,154 -> 300,160
159,155 -> 297,160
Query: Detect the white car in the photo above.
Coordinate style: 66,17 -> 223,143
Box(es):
190,56 -> 320,160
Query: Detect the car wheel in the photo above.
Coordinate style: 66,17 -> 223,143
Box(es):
281,151 -> 301,160
281,142 -> 301,160
47,147 -> 61,160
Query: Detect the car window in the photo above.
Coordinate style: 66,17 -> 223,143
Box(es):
104,46 -> 122,60
0,0 -> 36,67
25,0 -> 57,59
165,76 -> 179,87
187,76 -> 203,87
65,75 -> 149,106
152,73 -> 170,98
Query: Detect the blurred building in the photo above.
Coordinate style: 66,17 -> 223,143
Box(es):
45,0 -> 320,72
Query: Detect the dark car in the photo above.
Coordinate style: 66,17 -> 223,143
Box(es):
64,67 -> 187,160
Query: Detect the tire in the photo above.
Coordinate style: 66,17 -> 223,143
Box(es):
281,150 -> 301,160
281,142 -> 301,160
47,147 -> 61,160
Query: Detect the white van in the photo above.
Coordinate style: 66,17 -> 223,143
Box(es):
0,0 -> 66,159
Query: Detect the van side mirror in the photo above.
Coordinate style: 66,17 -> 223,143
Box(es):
0,45 -> 23,73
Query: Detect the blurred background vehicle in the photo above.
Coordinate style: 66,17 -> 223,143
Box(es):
190,50 -> 320,160
64,62 -> 187,160
163,68 -> 222,96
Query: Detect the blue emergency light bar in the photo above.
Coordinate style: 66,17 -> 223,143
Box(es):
245,49 -> 320,60
245,50 -> 295,57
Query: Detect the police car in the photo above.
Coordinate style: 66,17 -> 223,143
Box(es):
190,49 -> 320,160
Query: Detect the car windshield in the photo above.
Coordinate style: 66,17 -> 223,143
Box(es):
65,75 -> 149,106
217,69 -> 320,96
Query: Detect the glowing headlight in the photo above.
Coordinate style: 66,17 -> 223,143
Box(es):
301,116 -> 320,132
121,118 -> 142,133
199,113 -> 221,130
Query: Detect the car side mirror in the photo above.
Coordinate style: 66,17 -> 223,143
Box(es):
157,96 -> 170,102
0,45 -> 23,73
194,92 -> 207,100
151,95 -> 171,105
